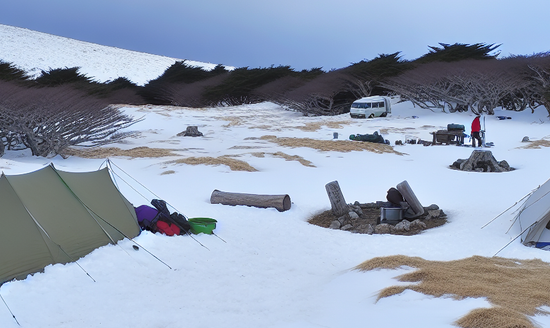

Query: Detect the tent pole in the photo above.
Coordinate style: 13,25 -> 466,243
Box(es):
493,221 -> 538,257
1,293 -> 20,326
481,190 -> 534,229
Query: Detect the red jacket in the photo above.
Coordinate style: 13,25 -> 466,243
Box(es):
471,116 -> 481,133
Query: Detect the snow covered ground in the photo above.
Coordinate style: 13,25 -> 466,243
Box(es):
1,24 -> 550,328
0,23 -> 226,85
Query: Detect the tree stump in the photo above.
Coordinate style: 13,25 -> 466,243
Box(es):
325,180 -> 349,216
177,126 -> 203,137
456,150 -> 512,172
210,190 -> 291,212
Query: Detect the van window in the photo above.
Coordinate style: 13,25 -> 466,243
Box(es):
372,102 -> 379,108
378,102 -> 385,107
352,103 -> 371,109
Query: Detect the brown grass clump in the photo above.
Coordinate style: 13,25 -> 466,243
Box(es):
259,135 -> 404,154
355,255 -> 550,328
166,156 -> 258,172
65,147 -> 179,158
517,139 -> 550,149
251,151 -> 315,167
296,121 -> 350,131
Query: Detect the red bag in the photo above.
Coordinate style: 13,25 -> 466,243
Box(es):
155,220 -> 181,236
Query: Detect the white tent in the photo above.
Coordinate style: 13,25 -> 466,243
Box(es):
514,178 -> 550,248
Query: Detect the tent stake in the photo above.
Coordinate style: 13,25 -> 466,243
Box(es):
1,293 -> 20,326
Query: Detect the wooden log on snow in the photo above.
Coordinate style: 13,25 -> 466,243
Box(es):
210,190 -> 291,212
325,180 -> 349,216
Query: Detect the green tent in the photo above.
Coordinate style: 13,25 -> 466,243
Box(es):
0,164 -> 140,285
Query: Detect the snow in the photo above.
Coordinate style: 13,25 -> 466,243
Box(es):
0,24 -> 229,86
1,25 -> 550,328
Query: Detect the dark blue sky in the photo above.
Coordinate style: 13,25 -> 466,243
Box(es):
2,0 -> 549,70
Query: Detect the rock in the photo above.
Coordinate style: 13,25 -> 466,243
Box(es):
499,160 -> 510,170
426,209 -> 441,220
348,211 -> 360,220
425,204 -> 439,211
329,220 -> 341,229
410,219 -> 427,229
394,220 -> 411,231
341,224 -> 353,231
522,136 -> 530,142
337,215 -> 347,225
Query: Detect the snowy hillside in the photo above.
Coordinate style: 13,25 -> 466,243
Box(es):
0,24 -> 225,85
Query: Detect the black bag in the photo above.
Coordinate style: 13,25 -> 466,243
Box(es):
386,187 -> 404,206
151,199 -> 191,234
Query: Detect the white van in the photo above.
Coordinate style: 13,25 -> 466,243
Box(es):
349,96 -> 391,118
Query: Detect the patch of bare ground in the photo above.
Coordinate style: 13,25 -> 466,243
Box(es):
355,255 -> 550,328
251,151 -> 315,167
64,146 -> 179,158
165,156 -> 258,172
160,170 -> 176,175
308,206 -> 446,236
517,139 -> 550,149
259,135 -> 405,154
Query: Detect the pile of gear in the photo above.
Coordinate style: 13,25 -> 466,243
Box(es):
349,131 -> 389,144
135,199 -> 192,236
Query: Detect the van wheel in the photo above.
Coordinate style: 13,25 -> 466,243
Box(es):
380,112 -> 387,117
368,113 -> 375,118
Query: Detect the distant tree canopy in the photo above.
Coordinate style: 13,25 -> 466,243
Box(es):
0,60 -> 29,82
414,43 -> 501,63
0,42 -> 549,157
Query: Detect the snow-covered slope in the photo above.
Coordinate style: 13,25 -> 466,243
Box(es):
0,24 -> 223,86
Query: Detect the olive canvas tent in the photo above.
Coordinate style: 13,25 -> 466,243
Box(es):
0,164 -> 141,285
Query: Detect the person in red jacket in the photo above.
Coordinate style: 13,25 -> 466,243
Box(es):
471,115 -> 482,147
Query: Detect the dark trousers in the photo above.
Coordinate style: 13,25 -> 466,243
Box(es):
472,131 -> 482,147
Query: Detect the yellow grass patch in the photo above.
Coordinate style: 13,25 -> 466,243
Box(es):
355,255 -> 550,328
165,156 -> 258,172
251,151 -> 315,167
259,135 -> 404,154
296,120 -> 350,131
517,139 -> 550,149
64,147 -> 179,158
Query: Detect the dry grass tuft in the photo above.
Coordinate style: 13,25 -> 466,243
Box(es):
160,170 -> 176,175
355,255 -> 550,328
165,156 -> 258,172
296,121 -> 350,131
251,151 -> 315,167
259,135 -> 404,154
517,139 -> 550,149
65,147 -> 179,158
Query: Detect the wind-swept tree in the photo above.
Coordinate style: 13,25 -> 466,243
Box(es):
0,81 -> 140,157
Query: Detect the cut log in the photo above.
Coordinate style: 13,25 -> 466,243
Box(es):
396,180 -> 424,218
210,189 -> 291,212
325,180 -> 349,216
